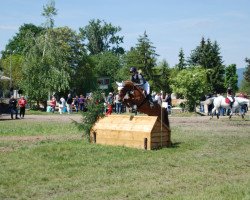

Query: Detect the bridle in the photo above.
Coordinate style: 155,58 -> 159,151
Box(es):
120,83 -> 147,109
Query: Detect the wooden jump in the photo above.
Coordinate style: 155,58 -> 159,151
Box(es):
90,115 -> 171,150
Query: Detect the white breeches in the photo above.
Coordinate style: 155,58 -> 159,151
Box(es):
142,82 -> 150,95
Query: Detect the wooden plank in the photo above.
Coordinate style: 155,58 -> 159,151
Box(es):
96,137 -> 148,149
95,130 -> 150,141
151,131 -> 170,137
151,135 -> 170,143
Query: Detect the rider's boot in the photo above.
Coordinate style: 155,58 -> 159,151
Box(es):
230,101 -> 233,109
146,94 -> 154,108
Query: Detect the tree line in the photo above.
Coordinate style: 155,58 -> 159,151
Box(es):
0,0 -> 250,111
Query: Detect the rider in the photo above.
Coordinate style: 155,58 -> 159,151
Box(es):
129,67 -> 154,107
227,86 -> 234,108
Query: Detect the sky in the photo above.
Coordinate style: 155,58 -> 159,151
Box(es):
0,0 -> 250,68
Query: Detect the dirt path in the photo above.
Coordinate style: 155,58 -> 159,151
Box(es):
0,114 -> 82,122
1,113 -> 249,143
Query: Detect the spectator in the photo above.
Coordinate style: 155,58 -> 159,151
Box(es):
114,93 -> 122,114
9,96 -> 18,119
74,95 -> 79,112
18,96 -> 27,118
154,92 -> 162,105
50,96 -> 57,113
106,92 -> 113,115
79,95 -> 85,111
66,94 -> 73,114
59,97 -> 66,114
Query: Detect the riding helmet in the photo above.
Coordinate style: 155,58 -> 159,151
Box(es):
130,67 -> 137,73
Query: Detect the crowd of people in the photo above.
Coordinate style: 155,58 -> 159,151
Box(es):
48,94 -> 88,114
46,89 -> 172,116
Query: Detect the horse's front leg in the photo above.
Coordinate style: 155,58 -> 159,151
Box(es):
240,105 -> 246,119
229,109 -> 233,119
210,107 -> 216,119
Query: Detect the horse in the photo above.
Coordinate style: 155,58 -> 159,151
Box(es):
210,95 -> 249,119
200,97 -> 215,115
116,81 -> 170,128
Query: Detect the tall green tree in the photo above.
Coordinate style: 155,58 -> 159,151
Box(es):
224,64 -> 238,92
171,67 -> 209,111
243,58 -> 250,82
1,54 -> 24,89
21,1 -> 71,105
42,0 -> 57,29
79,19 -> 124,55
1,24 -> 44,58
135,31 -> 158,82
188,37 -> 225,93
91,51 -> 122,91
177,48 -> 186,70
241,57 -> 250,93
153,60 -> 171,93
124,31 -> 159,90
22,31 -> 71,104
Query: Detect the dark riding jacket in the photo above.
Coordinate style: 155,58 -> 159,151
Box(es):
131,73 -> 146,86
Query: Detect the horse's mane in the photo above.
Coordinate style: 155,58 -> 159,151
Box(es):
122,80 -> 144,95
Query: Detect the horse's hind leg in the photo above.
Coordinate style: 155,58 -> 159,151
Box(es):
217,112 -> 220,119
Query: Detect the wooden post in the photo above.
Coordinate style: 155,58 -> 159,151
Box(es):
144,138 -> 148,150
93,132 -> 96,143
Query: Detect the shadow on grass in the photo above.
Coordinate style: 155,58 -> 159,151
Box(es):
170,142 -> 182,148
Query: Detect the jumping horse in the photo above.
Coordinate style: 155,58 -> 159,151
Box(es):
210,95 -> 249,119
116,81 -> 170,128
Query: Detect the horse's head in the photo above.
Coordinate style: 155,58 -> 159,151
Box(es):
116,81 -> 135,99
116,80 -> 145,107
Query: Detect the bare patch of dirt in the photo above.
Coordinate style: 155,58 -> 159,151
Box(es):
0,114 -> 82,123
0,134 -> 81,142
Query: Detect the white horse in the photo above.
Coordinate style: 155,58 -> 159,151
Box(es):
211,96 -> 249,119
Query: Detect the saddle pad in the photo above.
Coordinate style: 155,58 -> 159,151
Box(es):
225,98 -> 230,104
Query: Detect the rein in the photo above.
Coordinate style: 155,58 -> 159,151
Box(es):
121,83 -> 147,109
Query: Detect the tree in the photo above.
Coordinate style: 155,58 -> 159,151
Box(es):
240,57 -> 250,93
91,51 -> 122,91
42,0 -> 57,29
0,54 -> 24,90
177,48 -> 186,70
224,64 -> 238,92
1,24 -> 44,58
74,91 -> 105,142
135,31 -> 158,82
21,2 -> 72,106
124,31 -> 159,91
22,31 -> 71,105
188,37 -> 225,93
170,67 -> 209,111
79,19 -> 124,55
243,58 -> 250,82
153,60 -> 171,93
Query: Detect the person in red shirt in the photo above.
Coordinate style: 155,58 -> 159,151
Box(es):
18,96 -> 27,118
50,96 -> 57,113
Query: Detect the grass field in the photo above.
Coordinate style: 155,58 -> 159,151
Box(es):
0,113 -> 250,200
